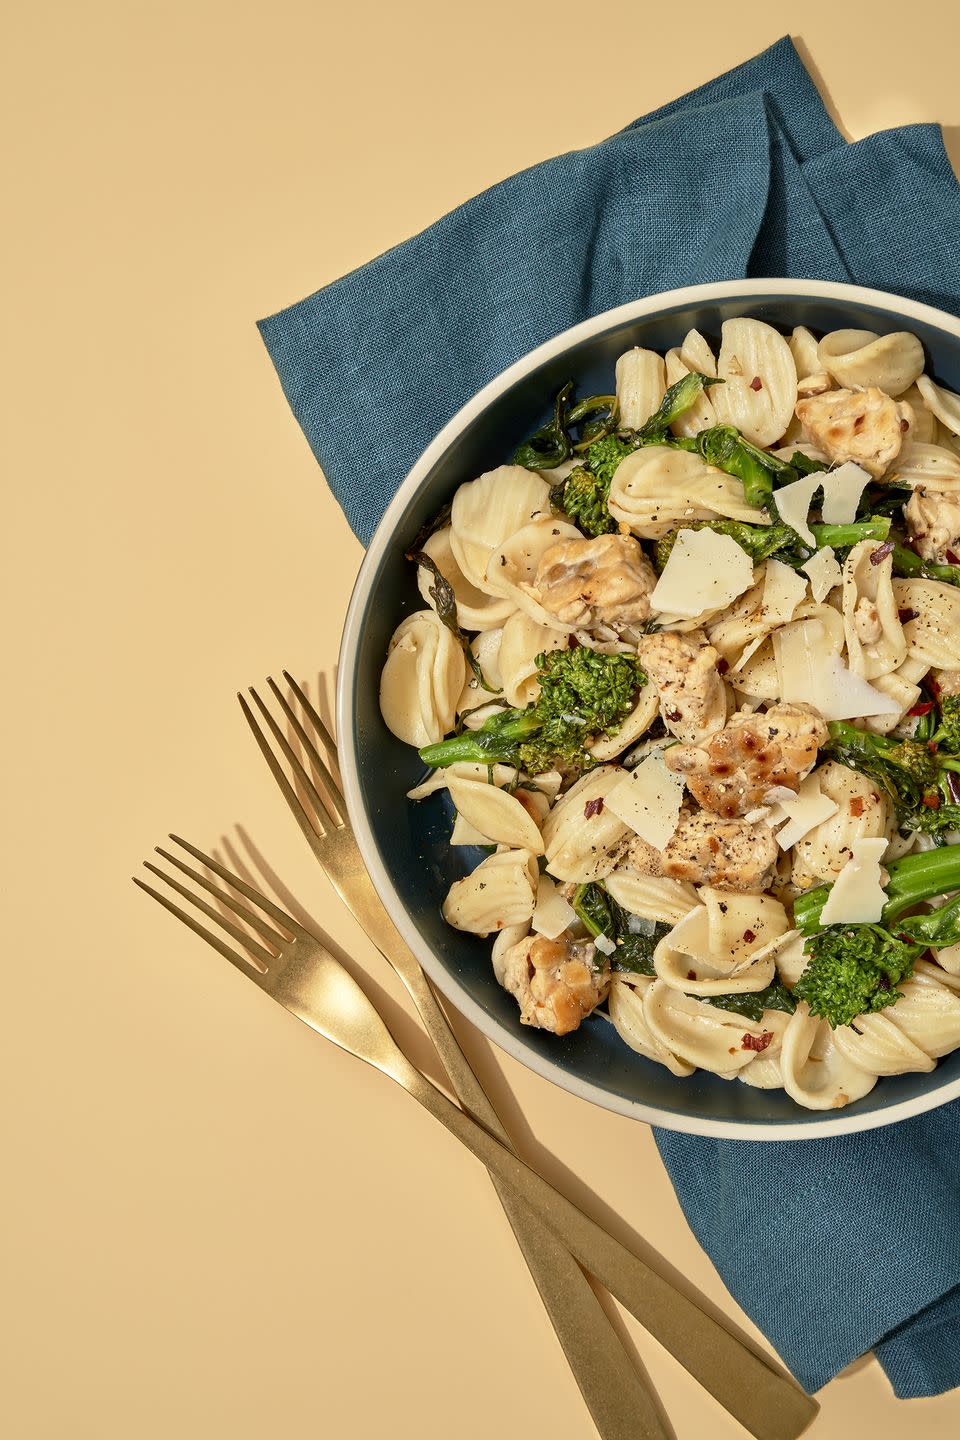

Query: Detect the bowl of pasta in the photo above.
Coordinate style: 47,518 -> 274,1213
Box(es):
338,278 -> 960,1138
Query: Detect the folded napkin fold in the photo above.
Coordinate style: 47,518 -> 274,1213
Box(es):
259,36 -> 960,1397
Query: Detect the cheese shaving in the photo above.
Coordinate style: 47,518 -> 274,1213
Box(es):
531,874 -> 577,940
768,773 -> 839,850
770,473 -> 820,547
762,558 -> 808,624
773,618 -> 901,720
801,546 -> 842,602
649,529 -> 755,619
820,461 -> 871,524
605,752 -> 685,849
818,838 -> 889,924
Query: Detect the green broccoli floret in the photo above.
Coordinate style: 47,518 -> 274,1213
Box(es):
792,845 -> 960,1026
793,925 -> 918,1028
584,432 -> 637,488
931,695 -> 960,751
418,647 -> 647,776
826,719 -> 960,836
560,465 -> 617,537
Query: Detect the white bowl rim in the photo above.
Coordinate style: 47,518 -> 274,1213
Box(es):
337,276 -> 960,1140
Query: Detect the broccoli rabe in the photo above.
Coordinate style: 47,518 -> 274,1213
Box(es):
557,466 -> 616,537
792,843 -> 960,1026
793,925 -> 919,1028
635,372 -> 720,440
826,719 -> 960,837
653,516 -> 891,573
571,882 -> 669,973
891,543 -> 960,588
419,646 -> 646,776
704,978 -> 797,1022
932,695 -> 960,751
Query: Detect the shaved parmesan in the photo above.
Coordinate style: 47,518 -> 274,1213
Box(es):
772,474 -> 821,547
773,619 -> 901,720
532,875 -> 577,940
818,838 -> 889,924
762,558 -> 808,624
801,546 -> 842,602
768,773 -> 839,850
450,814 -> 492,846
605,752 -> 685,849
820,461 -> 871,524
650,529 -> 755,619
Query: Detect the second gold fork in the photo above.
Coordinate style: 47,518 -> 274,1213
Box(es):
240,675 -> 670,1440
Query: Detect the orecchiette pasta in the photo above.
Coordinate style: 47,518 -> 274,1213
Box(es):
615,347 -> 666,429
841,539 -> 906,679
442,848 -> 539,934
711,318 -> 798,447
380,609 -> 466,746
542,766 -> 631,883
916,375 -> 960,437
382,319 -> 960,1113
417,527 -> 515,630
817,328 -> 925,396
608,446 -> 765,536
450,465 -> 551,594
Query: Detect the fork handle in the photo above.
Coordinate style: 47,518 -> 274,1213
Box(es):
401,970 -> 669,1440
333,885 -> 670,1439
399,1063 -> 817,1440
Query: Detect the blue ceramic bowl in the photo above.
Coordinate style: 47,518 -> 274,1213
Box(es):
338,279 -> 960,1138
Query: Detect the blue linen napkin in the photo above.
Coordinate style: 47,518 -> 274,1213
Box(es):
258,37 -> 960,1397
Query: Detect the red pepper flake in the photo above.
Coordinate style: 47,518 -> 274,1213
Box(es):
948,549 -> 960,565
909,701 -> 934,716
686,970 -> 697,981
898,607 -> 917,623
928,740 -> 940,754
901,417 -> 910,432
666,708 -> 682,722
742,928 -> 757,943
584,797 -> 604,819
923,793 -> 941,810
567,633 -> 579,649
849,796 -> 865,817
742,1030 -> 774,1053
717,657 -> 730,675
749,376 -> 763,391
870,541 -> 895,566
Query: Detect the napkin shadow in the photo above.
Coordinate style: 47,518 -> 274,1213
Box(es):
434,993 -> 799,1391
211,827 -> 451,1093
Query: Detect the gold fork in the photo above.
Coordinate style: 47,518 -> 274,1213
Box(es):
142,831 -> 817,1440
238,677 -> 671,1440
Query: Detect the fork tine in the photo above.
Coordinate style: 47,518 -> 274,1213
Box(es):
238,691 -> 327,847
266,676 -> 346,823
153,847 -> 289,950
133,876 -> 269,983
143,861 -> 278,969
246,685 -> 337,832
282,671 -> 345,806
167,834 -> 308,938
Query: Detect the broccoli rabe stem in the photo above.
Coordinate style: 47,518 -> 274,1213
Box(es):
794,842 -> 960,933
809,519 -> 891,550
418,710 -> 541,769
891,544 -> 960,587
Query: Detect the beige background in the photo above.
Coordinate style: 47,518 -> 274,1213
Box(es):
4,3 -> 960,1436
